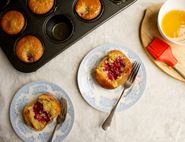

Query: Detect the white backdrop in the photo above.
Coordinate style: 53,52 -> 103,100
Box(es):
2,0 -> 185,142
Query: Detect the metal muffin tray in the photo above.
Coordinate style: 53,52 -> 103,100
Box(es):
0,0 -> 137,73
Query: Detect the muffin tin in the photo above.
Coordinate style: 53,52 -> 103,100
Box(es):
0,0 -> 137,73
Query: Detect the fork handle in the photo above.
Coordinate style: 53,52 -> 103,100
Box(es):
49,123 -> 58,142
102,88 -> 126,131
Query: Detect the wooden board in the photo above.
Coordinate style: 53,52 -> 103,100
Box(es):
140,4 -> 185,82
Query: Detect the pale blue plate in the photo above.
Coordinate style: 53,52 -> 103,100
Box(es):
10,81 -> 74,142
77,44 -> 146,112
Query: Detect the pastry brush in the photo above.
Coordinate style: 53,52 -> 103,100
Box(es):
147,38 -> 185,79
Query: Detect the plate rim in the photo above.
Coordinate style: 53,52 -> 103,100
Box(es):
9,81 -> 75,142
77,43 -> 147,112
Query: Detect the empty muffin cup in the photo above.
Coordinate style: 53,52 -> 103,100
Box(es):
0,0 -> 10,10
46,15 -> 74,42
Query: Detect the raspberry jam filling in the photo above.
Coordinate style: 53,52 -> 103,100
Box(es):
104,57 -> 125,80
33,101 -> 50,123
27,53 -> 34,62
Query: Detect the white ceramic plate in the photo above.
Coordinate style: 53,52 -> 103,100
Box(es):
77,44 -> 146,112
10,81 -> 74,142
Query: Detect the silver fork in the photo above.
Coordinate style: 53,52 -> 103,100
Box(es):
102,61 -> 141,131
49,97 -> 68,142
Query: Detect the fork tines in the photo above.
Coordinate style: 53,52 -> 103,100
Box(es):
128,61 -> 141,83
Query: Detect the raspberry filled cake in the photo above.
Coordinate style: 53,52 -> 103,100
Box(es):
95,50 -> 132,89
23,94 -> 61,131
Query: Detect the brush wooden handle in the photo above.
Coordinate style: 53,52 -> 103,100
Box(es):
174,63 -> 185,80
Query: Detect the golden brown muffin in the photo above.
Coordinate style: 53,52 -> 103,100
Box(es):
75,0 -> 102,20
16,35 -> 44,63
95,50 -> 132,89
28,0 -> 55,15
1,10 -> 25,35
23,94 -> 61,131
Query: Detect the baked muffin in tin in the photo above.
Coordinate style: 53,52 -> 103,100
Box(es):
1,10 -> 25,35
28,0 -> 55,15
75,0 -> 102,20
15,35 -> 44,63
